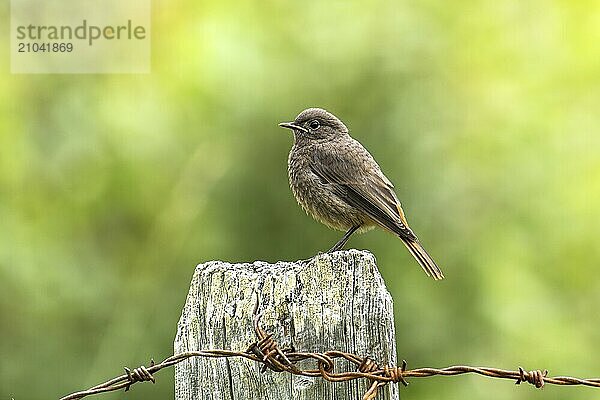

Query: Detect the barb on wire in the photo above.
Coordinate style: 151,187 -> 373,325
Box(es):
60,300 -> 600,400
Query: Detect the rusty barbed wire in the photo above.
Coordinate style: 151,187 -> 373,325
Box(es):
60,301 -> 600,400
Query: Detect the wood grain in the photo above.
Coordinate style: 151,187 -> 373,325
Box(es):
174,249 -> 399,400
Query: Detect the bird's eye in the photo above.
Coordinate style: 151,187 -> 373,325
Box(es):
309,120 -> 320,130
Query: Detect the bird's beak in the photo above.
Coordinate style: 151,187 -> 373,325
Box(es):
278,121 -> 308,133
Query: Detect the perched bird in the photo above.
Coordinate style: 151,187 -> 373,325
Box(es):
279,108 -> 444,280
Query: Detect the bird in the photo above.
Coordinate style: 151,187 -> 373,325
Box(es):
279,107 -> 444,280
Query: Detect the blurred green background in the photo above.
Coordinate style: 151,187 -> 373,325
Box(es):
1,1 -> 600,399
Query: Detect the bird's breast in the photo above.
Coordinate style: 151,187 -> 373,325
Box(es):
287,146 -> 368,231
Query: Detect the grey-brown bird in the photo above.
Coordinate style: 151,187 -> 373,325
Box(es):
279,107 -> 444,280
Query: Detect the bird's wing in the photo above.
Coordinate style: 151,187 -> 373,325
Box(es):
310,140 -> 417,241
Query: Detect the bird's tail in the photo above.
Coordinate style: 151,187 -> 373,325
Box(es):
401,238 -> 444,280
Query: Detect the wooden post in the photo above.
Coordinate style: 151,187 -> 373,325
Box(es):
174,249 -> 399,400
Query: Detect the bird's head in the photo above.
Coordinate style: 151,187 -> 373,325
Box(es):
279,108 -> 348,141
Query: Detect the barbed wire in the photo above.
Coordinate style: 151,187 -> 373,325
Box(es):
60,301 -> 600,400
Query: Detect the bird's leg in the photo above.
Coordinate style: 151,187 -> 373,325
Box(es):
327,225 -> 360,253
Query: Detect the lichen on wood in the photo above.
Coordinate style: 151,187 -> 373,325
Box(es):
174,249 -> 399,400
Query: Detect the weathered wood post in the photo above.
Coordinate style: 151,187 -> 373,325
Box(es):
174,249 -> 399,400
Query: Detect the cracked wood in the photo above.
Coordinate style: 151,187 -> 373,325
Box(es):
174,249 -> 399,400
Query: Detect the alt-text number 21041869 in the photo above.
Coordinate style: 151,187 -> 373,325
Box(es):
17,42 -> 74,52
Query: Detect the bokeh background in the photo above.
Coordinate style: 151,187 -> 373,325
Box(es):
1,1 -> 600,399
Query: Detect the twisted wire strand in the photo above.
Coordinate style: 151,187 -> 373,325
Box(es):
59,303 -> 600,400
